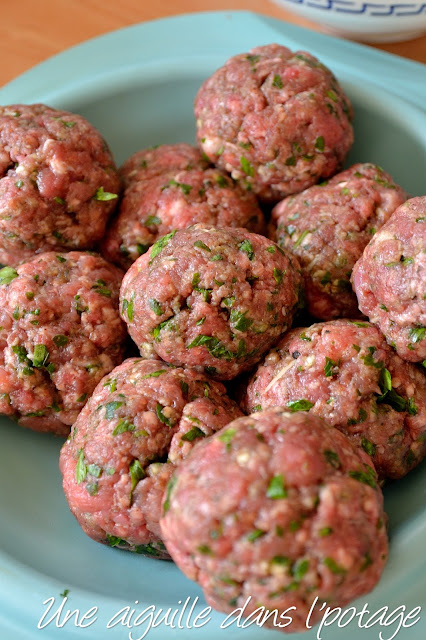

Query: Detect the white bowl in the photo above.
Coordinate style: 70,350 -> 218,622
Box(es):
273,0 -> 426,42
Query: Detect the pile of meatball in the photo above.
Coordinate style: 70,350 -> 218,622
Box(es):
0,44 -> 424,634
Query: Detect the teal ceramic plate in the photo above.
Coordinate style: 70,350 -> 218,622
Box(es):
0,11 -> 425,640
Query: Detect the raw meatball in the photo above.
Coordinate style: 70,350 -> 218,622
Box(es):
120,143 -> 208,188
102,166 -> 265,270
0,252 -> 126,435
0,104 -> 120,265
160,407 -> 388,632
59,358 -> 243,558
270,164 -> 407,320
352,196 -> 426,362
195,44 -> 353,203
120,225 -> 303,380
245,320 -> 426,480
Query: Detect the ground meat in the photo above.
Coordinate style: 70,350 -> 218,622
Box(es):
59,358 -> 243,558
0,104 -> 120,265
0,252 -> 126,435
244,319 -> 426,480
194,44 -> 354,203
160,407 -> 388,632
120,225 -> 303,380
352,196 -> 426,363
119,143 -> 208,189
269,164 -> 407,320
101,165 -> 265,270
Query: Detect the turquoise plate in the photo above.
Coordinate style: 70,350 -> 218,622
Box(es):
0,11 -> 425,640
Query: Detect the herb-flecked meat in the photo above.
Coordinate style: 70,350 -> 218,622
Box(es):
244,320 -> 426,480
0,252 -> 126,435
270,164 -> 407,320
102,148 -> 265,270
0,104 -> 120,265
194,44 -> 353,203
160,408 -> 388,631
352,196 -> 426,363
120,225 -> 303,380
119,143 -> 208,188
59,358 -> 243,558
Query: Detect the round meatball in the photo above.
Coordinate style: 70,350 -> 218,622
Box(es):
120,225 -> 303,380
270,163 -> 408,320
0,252 -> 126,435
59,358 -> 243,558
245,320 -> 426,480
102,165 -> 265,270
352,196 -> 426,363
160,408 -> 388,631
0,104 -> 120,265
120,142 -> 208,188
194,44 -> 354,203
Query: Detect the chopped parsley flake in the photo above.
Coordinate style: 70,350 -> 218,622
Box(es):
349,465 -> 377,489
181,426 -> 206,442
230,310 -> 253,332
53,334 -> 68,348
163,475 -> 177,513
238,239 -> 254,260
409,327 -> 426,344
320,271 -> 331,286
197,544 -> 213,555
247,529 -> 266,543
145,215 -> 161,226
293,229 -> 310,249
0,266 -> 18,285
240,156 -> 254,177
272,74 -> 283,88
292,559 -> 309,580
324,357 -> 340,377
286,399 -> 314,412
149,299 -> 163,316
323,557 -> 347,575
216,175 -> 228,188
129,459 -> 146,496
106,534 -> 126,547
94,187 -> 118,201
324,449 -> 341,469
162,178 -> 193,195
347,407 -> 368,426
103,378 -> 117,392
75,449 -> 87,484
218,427 -> 237,451
187,334 -> 234,360
407,398 -> 418,416
273,268 -> 284,285
105,401 -> 124,420
122,293 -> 135,322
112,418 -> 135,436
141,369 -> 166,379
266,474 -> 287,499
149,230 -> 177,264
87,464 -> 102,478
361,438 -> 376,457
156,403 -> 173,427
314,136 -> 325,152
194,240 -> 211,252
32,344 -> 49,368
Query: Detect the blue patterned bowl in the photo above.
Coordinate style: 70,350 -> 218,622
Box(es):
273,0 -> 426,42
